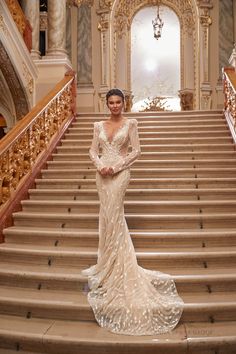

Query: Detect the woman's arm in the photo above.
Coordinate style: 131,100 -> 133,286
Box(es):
112,119 -> 141,174
89,122 -> 105,171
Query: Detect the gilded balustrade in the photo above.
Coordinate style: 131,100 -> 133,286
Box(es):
223,68 -> 236,127
0,74 -> 75,207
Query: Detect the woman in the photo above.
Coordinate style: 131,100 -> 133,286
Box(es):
82,88 -> 184,335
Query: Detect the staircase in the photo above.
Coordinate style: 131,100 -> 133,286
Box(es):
0,110 -> 236,354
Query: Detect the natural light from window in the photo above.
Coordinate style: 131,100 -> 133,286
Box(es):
131,6 -> 181,112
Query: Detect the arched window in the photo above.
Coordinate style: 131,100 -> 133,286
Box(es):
131,5 -> 180,111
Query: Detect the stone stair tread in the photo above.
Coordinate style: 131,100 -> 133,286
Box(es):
12,211 -> 236,219
27,188 -> 236,199
0,285 -> 235,306
0,262 -> 236,282
61,137 -> 232,143
0,315 -> 188,354
53,151 -> 236,158
5,225 -> 236,237
21,199 -> 236,206
42,167 -> 236,172
47,159 -> 236,165
36,177 -> 236,182
1,242 -> 236,256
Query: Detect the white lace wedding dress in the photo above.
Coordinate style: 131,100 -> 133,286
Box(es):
82,118 -> 184,335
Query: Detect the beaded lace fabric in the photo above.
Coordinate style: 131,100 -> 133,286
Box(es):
82,118 -> 184,335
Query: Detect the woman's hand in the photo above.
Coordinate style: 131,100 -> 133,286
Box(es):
99,167 -> 114,177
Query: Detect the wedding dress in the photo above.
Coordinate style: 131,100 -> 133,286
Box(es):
82,118 -> 184,335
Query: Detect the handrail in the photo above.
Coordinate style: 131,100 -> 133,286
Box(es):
223,67 -> 236,143
0,73 -> 76,208
223,68 -> 236,117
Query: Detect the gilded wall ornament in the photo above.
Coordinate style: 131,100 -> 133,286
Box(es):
99,0 -> 114,10
98,14 -> 109,32
22,63 -> 33,95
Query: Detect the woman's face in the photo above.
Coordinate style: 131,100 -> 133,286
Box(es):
107,95 -> 124,116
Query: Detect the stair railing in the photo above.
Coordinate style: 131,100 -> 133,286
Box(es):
223,67 -> 236,143
0,72 -> 76,241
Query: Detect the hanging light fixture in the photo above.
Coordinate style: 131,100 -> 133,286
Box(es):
152,2 -> 164,40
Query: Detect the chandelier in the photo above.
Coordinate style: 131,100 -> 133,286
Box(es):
152,2 -> 164,40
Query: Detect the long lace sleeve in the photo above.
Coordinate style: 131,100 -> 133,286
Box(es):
89,122 -> 105,171
112,119 -> 141,174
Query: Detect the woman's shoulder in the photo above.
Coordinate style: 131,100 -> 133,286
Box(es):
94,121 -> 104,128
128,118 -> 138,126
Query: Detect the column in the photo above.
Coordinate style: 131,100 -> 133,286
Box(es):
198,0 -> 213,110
46,0 -> 67,58
97,11 -> 111,110
233,0 -> 236,44
21,0 -> 40,58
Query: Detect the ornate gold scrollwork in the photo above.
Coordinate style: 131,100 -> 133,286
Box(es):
98,14 -> 109,32
0,76 -> 75,207
223,69 -> 236,126
99,0 -> 113,10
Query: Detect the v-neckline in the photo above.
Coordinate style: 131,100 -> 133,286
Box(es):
102,119 -> 128,144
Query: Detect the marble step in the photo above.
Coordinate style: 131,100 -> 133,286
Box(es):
76,111 -> 223,120
4,227 -> 236,248
64,131 -> 230,140
0,285 -> 235,323
12,211 -> 236,230
54,150 -> 236,160
0,260 -> 235,292
1,242 -> 236,269
28,188 -> 236,201
0,314 -> 235,354
35,177 -> 236,189
0,350 -> 45,354
68,124 -> 229,133
20,199 -> 236,214
60,136 -> 233,146
57,143 -> 236,152
47,159 -> 236,168
41,167 -> 236,178
72,123 -> 228,132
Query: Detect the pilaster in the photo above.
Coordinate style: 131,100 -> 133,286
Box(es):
198,0 -> 213,109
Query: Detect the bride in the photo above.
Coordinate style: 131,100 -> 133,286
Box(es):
82,88 -> 184,335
